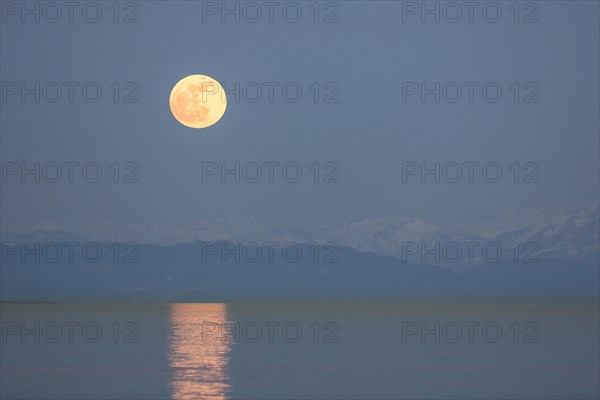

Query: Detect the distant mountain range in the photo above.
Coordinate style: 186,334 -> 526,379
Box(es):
2,203 -> 598,269
330,203 -> 599,267
0,240 -> 597,303
1,203 -> 598,303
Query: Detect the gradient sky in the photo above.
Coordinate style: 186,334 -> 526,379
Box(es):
1,1 -> 598,231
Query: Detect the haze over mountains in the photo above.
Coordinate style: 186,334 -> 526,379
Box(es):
1,203 -> 598,303
3,203 -> 598,268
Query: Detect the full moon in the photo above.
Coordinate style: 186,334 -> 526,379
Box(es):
169,74 -> 227,129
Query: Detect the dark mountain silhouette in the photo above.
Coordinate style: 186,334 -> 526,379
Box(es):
1,241 -> 597,303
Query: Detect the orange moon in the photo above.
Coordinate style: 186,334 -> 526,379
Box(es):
169,75 -> 227,129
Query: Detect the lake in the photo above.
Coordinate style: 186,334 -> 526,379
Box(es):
1,303 -> 598,399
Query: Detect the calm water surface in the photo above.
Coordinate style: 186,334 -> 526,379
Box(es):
1,303 -> 598,399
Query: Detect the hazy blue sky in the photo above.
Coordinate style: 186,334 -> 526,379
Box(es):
1,1 -> 598,229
